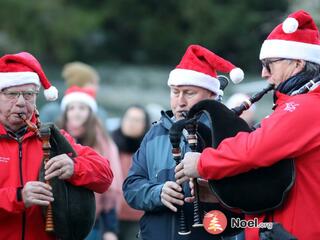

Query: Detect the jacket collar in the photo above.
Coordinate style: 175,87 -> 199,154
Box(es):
159,110 -> 174,130
274,85 -> 320,109
0,113 -> 38,139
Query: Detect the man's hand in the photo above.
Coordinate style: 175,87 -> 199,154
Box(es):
45,153 -> 74,180
184,178 -> 219,204
161,181 -> 184,212
175,152 -> 201,184
22,181 -> 54,208
174,162 -> 189,185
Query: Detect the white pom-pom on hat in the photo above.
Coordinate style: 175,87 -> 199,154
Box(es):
229,68 -> 244,84
282,17 -> 299,34
44,86 -> 58,101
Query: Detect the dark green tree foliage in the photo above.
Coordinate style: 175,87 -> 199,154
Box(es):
0,0 -> 104,62
0,0 -> 288,71
98,0 -> 288,71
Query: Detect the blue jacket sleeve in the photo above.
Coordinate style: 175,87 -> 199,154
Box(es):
122,135 -> 164,212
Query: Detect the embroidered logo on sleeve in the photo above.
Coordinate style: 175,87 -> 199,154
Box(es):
0,156 -> 10,163
284,102 -> 299,112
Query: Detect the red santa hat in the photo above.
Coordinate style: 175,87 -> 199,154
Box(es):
167,45 -> 244,95
0,52 -> 58,101
61,86 -> 97,113
259,10 -> 320,64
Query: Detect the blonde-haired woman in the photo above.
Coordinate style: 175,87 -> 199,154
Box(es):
59,86 -> 122,240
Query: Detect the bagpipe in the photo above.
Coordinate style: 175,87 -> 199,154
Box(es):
198,74 -> 320,213
168,75 -> 320,236
19,111 -> 95,240
187,83 -> 295,215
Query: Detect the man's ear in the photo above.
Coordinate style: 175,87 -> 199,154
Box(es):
292,59 -> 306,76
205,89 -> 216,99
296,59 -> 306,71
210,92 -> 218,99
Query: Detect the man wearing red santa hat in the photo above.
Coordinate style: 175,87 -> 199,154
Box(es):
176,10 -> 320,240
0,52 -> 113,240
123,44 -> 245,240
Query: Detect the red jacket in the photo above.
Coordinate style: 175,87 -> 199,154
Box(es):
0,123 -> 113,240
198,87 -> 320,240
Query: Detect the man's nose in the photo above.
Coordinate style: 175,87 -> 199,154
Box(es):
177,93 -> 187,106
261,67 -> 270,79
16,94 -> 26,105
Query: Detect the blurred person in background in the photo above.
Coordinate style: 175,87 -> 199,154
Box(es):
112,104 -> 150,240
225,92 -> 257,127
39,61 -> 108,123
58,86 -> 122,240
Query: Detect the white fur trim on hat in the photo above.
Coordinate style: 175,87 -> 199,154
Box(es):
61,92 -> 97,113
259,39 -> 320,64
0,72 -> 40,90
44,86 -> 58,101
167,69 -> 222,95
282,17 -> 299,34
229,68 -> 244,84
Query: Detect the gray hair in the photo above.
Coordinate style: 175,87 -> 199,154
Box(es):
303,61 -> 320,78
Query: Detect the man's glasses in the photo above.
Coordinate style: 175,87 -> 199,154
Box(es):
0,90 -> 39,101
261,58 -> 285,73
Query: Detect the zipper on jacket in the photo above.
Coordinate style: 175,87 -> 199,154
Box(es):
18,140 -> 26,240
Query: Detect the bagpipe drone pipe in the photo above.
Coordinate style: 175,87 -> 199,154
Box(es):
169,117 -> 244,237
